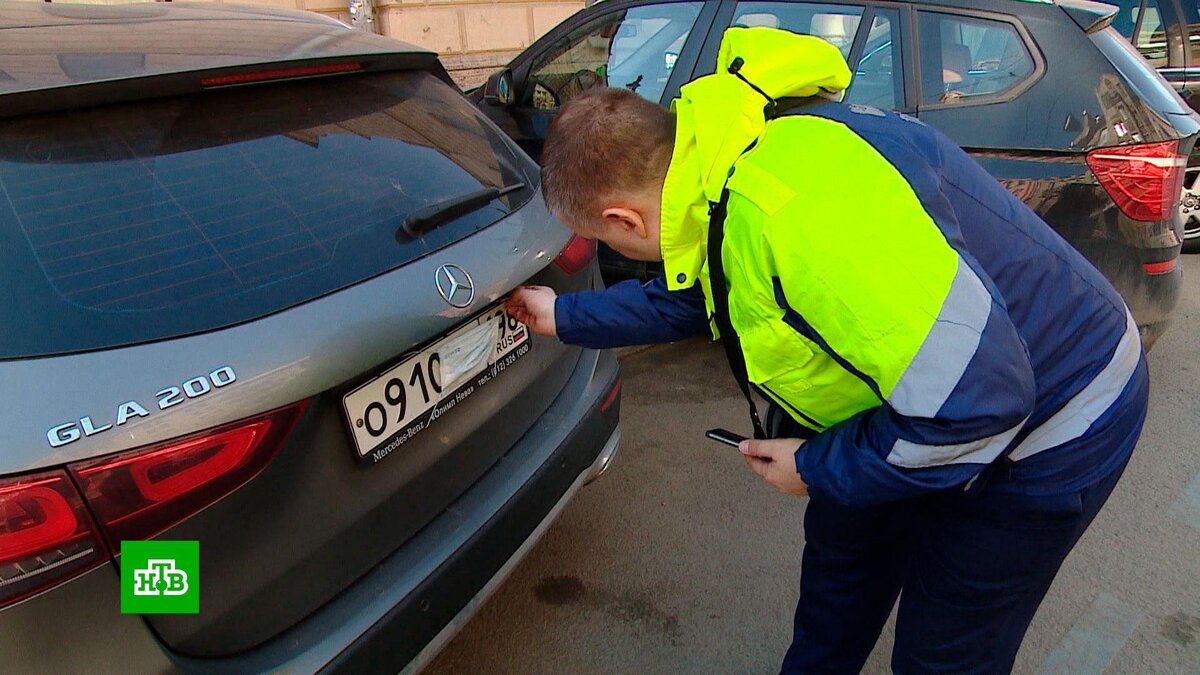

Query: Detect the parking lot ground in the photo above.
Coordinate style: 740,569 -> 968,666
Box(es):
426,256 -> 1200,674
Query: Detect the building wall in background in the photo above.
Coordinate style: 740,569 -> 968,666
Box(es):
200,0 -> 583,87
18,0 -> 582,87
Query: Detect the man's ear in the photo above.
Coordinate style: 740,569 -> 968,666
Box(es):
601,207 -> 649,239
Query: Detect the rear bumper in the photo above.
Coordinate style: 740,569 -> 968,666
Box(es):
321,353 -> 620,674
0,347 -> 619,674
396,427 -> 620,675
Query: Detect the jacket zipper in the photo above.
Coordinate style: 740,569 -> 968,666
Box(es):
758,382 -> 825,432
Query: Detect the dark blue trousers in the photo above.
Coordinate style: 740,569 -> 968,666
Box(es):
780,461 -> 1128,674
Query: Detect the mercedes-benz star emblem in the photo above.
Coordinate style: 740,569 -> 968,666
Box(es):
435,264 -> 476,308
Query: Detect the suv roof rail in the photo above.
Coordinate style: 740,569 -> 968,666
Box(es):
1055,0 -> 1119,33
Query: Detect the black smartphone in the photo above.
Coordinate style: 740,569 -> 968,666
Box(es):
706,428 -> 748,448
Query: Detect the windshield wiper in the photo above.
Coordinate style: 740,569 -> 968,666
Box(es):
396,182 -> 526,240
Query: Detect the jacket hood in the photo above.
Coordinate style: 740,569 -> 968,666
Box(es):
660,27 -> 851,293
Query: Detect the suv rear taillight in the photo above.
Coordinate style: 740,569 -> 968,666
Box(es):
0,471 -> 106,608
0,401 -> 306,609
554,234 -> 597,275
1086,140 -> 1187,222
71,401 -> 307,549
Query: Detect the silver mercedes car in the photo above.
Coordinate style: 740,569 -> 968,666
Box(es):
0,2 -> 620,672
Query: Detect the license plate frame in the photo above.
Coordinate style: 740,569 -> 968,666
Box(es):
342,303 -> 530,464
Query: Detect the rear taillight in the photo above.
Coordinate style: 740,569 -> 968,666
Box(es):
0,402 -> 306,608
0,471 -> 106,608
1086,141 -> 1187,222
601,378 -> 622,413
554,234 -> 597,275
1143,258 -> 1179,275
71,402 -> 307,549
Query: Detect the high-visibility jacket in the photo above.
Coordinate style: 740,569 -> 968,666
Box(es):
555,27 -> 1147,505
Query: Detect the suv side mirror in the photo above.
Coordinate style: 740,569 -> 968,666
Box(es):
484,69 -> 516,106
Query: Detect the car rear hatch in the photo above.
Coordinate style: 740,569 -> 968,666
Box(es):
0,61 -> 596,655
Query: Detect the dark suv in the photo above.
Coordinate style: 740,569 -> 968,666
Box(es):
1110,0 -> 1200,249
473,0 -> 1200,347
0,2 -> 619,672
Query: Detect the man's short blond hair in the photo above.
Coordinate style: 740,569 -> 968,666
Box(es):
541,87 -> 675,232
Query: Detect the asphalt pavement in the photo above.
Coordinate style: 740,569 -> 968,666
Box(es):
425,255 -> 1200,674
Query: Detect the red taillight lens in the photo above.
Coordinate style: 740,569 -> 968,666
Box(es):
1086,141 -> 1186,222
0,471 -> 106,608
200,62 -> 362,88
1143,258 -> 1179,275
600,377 -> 622,413
554,234 -> 597,275
70,401 -> 307,548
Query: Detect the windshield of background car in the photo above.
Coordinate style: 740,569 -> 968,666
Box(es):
526,2 -> 704,107
0,69 -> 536,359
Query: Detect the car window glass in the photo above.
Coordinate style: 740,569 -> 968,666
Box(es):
1133,0 -> 1169,66
845,9 -> 902,109
1112,0 -> 1141,38
918,12 -> 1035,105
731,2 -> 864,57
526,3 -> 704,109
1173,0 -> 1200,67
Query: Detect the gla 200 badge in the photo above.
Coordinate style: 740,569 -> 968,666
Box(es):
46,366 -> 238,448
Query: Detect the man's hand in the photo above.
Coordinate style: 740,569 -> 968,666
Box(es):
739,438 -> 809,497
506,286 -> 558,338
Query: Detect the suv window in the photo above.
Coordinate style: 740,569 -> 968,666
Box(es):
845,8 -> 903,109
732,2 -> 863,57
0,70 -> 535,358
1175,0 -> 1200,67
1134,0 -> 1170,66
526,2 -> 704,108
918,12 -> 1036,105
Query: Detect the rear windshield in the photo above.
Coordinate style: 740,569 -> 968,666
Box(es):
0,70 -> 535,358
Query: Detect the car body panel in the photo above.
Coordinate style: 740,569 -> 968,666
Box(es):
0,348 -> 619,674
0,1 -> 621,669
0,189 -> 585,655
0,195 -> 570,474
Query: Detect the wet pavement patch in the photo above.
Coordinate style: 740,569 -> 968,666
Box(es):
1161,612 -> 1200,645
533,575 -> 682,642
534,575 -> 587,606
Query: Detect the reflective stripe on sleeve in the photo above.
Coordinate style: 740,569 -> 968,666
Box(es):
885,416 -> 1028,468
1007,311 -> 1141,461
888,258 -> 992,418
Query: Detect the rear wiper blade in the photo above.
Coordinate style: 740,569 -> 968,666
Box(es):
396,182 -> 525,240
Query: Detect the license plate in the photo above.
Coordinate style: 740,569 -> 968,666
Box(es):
343,304 -> 530,464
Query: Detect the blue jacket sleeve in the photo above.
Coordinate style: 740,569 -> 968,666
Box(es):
554,276 -> 711,349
